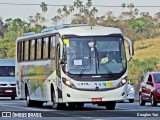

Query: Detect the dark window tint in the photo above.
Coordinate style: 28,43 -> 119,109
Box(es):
17,42 -> 21,62
21,41 -> 24,61
148,75 -> 152,82
24,41 -> 29,61
50,36 -> 56,59
153,74 -> 160,83
36,39 -> 42,59
43,38 -> 49,59
0,66 -> 15,77
30,40 -> 35,60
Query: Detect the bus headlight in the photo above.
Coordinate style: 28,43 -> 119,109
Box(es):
62,77 -> 76,89
119,77 -> 127,87
122,78 -> 127,84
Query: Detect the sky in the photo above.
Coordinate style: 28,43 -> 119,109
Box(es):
0,0 -> 160,26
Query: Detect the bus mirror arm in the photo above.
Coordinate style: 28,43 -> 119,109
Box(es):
59,59 -> 67,64
124,37 -> 134,62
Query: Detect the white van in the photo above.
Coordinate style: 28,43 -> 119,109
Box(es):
0,59 -> 16,100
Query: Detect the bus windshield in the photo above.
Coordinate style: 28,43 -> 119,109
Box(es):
0,66 -> 15,77
63,36 -> 127,75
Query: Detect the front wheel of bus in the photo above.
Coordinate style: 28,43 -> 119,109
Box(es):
105,101 -> 116,110
51,90 -> 66,110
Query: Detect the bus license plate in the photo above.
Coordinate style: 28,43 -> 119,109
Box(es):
5,90 -> 13,93
91,98 -> 102,102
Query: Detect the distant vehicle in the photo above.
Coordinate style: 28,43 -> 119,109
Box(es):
16,24 -> 134,110
0,59 -> 16,100
139,72 -> 160,106
127,84 -> 135,103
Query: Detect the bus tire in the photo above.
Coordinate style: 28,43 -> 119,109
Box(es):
105,101 -> 116,110
51,86 -> 66,110
25,86 -> 35,107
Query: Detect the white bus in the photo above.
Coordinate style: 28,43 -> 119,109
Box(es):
16,24 -> 134,110
0,59 -> 16,100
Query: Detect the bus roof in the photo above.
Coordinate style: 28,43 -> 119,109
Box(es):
17,25 -> 122,41
57,26 -> 122,36
0,59 -> 15,66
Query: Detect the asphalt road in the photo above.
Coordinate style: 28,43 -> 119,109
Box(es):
0,97 -> 160,120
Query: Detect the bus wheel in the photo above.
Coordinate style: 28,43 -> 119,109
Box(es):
51,91 -> 66,110
105,101 -> 116,110
26,88 -> 34,107
11,97 -> 15,100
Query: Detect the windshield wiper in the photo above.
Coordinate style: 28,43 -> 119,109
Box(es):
79,57 -> 91,75
102,63 -> 114,75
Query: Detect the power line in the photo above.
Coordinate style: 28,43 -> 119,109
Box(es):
0,3 -> 160,7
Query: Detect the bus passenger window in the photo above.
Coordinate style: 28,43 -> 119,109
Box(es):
50,36 -> 56,59
30,40 -> 35,60
43,38 -> 49,59
24,41 -> 29,61
17,42 -> 21,62
36,39 -> 42,60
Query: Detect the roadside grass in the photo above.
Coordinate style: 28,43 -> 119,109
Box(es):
134,38 -> 160,60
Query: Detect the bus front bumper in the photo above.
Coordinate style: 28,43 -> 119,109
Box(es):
62,84 -> 127,103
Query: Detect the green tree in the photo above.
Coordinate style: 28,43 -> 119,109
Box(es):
40,2 -> 48,17
121,3 -> 126,10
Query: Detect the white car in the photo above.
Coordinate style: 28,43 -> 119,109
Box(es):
127,84 -> 135,103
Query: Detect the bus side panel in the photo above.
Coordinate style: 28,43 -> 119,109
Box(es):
19,60 -> 56,102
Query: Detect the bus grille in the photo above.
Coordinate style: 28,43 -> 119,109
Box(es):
10,84 -> 16,86
0,84 -> 7,86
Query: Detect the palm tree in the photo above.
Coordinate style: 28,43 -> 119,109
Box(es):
86,0 -> 92,8
52,15 -> 61,25
134,8 -> 139,16
40,2 -> 48,17
91,7 -> 98,18
121,3 -> 126,10
69,6 -> 74,14
57,8 -> 62,15
62,6 -> 70,23
73,0 -> 83,13
127,3 -> 134,12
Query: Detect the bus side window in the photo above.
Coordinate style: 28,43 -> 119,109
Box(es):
17,42 -> 21,62
30,40 -> 35,60
21,41 -> 25,61
50,36 -> 56,59
24,41 -> 29,61
36,39 -> 42,60
43,37 -> 49,59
